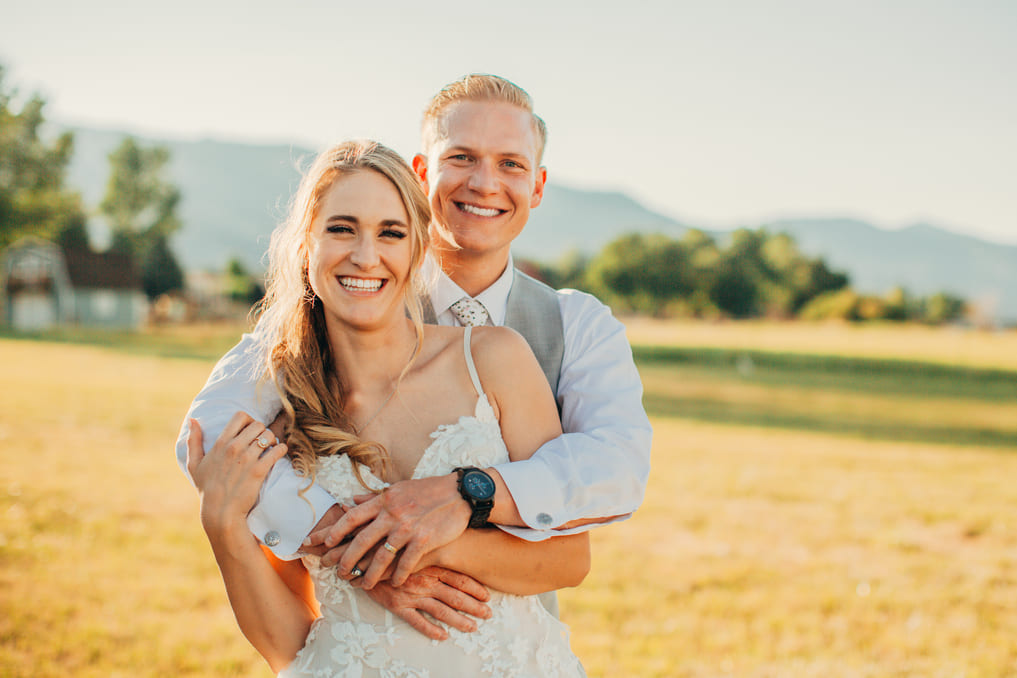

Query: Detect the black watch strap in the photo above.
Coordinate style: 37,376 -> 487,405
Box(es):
455,467 -> 495,528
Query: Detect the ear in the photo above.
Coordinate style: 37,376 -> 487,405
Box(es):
412,154 -> 429,193
530,166 -> 547,208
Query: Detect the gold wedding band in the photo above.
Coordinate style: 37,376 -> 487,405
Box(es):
383,542 -> 398,554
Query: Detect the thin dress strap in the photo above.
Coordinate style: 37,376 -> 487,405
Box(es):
462,326 -> 485,397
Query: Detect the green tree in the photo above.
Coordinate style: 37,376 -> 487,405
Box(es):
99,137 -> 184,299
585,233 -> 693,315
0,64 -> 85,249
921,292 -> 966,325
224,257 -> 264,306
141,234 -> 184,300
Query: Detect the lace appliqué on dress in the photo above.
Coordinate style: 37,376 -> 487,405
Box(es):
279,396 -> 582,677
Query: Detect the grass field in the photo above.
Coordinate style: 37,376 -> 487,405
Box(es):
2,322 -> 1016,677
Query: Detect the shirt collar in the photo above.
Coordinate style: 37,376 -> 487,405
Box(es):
424,254 -> 515,326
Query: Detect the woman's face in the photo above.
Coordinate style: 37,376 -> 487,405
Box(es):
307,170 -> 414,333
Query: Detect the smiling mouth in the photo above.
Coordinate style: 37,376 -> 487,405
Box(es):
456,202 -> 504,218
338,276 -> 385,292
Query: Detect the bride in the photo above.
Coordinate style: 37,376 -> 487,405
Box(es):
185,140 -> 587,676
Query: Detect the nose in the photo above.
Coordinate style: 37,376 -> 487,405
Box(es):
466,159 -> 498,194
349,235 -> 379,269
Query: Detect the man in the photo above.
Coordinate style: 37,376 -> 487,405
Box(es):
177,74 -> 651,640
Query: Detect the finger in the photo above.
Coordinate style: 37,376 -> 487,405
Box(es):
323,498 -> 384,548
418,598 -> 480,634
318,542 -> 350,568
237,420 -> 271,456
254,442 -> 288,475
248,429 -> 279,462
435,568 -> 491,603
360,541 -> 400,589
335,520 -> 390,575
219,418 -> 264,458
220,411 -> 257,445
391,540 -> 426,588
347,555 -> 376,588
351,493 -> 375,505
391,607 -> 449,642
186,419 -> 205,478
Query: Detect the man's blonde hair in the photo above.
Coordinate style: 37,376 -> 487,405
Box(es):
421,74 -> 548,163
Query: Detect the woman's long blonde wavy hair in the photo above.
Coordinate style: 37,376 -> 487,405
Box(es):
253,140 -> 432,487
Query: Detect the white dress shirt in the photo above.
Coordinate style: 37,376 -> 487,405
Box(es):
175,255 -> 652,556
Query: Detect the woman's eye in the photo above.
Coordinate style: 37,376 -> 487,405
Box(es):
382,229 -> 407,239
326,224 -> 354,234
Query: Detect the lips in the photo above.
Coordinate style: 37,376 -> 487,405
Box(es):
338,276 -> 384,292
456,202 -> 504,218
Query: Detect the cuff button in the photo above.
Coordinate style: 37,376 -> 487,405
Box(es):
264,531 -> 281,547
536,512 -> 553,526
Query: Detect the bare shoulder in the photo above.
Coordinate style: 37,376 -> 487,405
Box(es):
469,325 -> 534,364
468,326 -> 543,391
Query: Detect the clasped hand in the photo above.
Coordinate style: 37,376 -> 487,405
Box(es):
304,474 -> 474,589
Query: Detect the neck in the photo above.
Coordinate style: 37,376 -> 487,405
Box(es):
325,316 -> 418,395
433,244 -> 510,297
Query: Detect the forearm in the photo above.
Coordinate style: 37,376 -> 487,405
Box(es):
494,292 -> 653,532
206,525 -> 315,673
431,528 -> 590,595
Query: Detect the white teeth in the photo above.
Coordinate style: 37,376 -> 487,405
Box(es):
339,277 -> 383,292
459,203 -> 500,217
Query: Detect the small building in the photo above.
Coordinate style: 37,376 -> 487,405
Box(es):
1,238 -> 148,330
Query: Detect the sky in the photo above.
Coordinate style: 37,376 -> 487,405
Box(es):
2,0 -> 1015,244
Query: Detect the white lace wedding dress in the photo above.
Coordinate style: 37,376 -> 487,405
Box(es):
280,328 -> 583,677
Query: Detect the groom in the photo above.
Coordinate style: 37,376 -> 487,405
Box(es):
178,74 -> 652,639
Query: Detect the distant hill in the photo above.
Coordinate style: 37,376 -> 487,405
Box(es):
62,126 -> 1016,322
763,218 -> 1017,322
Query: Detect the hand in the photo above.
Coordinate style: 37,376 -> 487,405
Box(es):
186,413 -> 288,544
359,567 -> 491,641
305,474 -> 471,587
296,503 -> 347,558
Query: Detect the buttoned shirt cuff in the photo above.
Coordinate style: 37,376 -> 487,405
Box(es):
246,458 -> 337,560
492,456 -> 568,540
495,513 -> 633,542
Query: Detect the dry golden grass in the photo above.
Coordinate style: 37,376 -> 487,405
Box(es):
2,326 -> 1016,677
0,339 -> 267,677
623,317 -> 1017,370
562,419 -> 1017,677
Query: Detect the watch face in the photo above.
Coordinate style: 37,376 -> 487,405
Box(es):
463,470 -> 496,500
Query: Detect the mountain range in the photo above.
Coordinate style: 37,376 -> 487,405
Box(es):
62,127 -> 1016,322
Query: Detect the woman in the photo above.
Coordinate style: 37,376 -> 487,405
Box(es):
186,140 -> 588,676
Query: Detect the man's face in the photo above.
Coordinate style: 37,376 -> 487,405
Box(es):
415,100 -> 546,267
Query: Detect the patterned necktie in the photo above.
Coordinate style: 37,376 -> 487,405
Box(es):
450,296 -> 490,327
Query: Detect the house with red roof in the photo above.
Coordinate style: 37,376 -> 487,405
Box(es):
1,238 -> 148,330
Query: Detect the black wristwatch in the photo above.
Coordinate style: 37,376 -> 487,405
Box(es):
455,467 -> 495,528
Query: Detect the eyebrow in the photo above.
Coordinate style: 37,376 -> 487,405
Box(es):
325,215 -> 408,228
446,145 -> 531,162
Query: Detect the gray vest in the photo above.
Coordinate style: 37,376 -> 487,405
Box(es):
426,268 -> 566,619
424,268 -> 565,395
